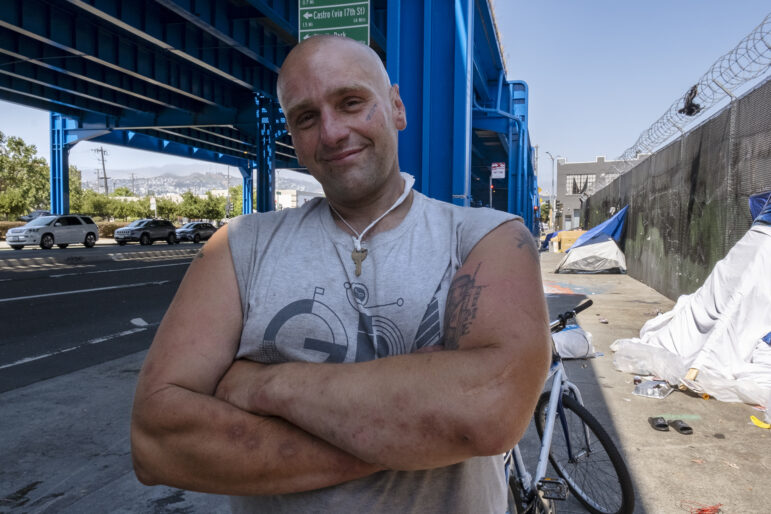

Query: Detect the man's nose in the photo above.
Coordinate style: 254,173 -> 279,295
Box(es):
319,110 -> 349,146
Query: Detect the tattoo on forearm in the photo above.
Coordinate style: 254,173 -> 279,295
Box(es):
442,263 -> 485,350
516,231 -> 539,264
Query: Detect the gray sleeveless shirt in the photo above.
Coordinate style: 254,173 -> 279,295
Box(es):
227,179 -> 516,513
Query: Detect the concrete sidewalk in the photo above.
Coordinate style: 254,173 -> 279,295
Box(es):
539,251 -> 768,513
0,252 -> 767,512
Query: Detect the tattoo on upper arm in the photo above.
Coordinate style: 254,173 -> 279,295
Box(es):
194,249 -> 204,260
442,263 -> 485,350
515,230 -> 539,264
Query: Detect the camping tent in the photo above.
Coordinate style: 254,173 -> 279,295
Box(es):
555,205 -> 628,273
612,194 -> 771,415
555,235 -> 627,273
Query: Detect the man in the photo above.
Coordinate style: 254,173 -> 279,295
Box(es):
131,35 -> 550,512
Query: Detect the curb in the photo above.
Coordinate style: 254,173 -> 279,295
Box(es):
0,243 -> 200,270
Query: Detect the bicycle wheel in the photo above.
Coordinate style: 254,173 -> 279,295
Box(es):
534,393 -> 634,514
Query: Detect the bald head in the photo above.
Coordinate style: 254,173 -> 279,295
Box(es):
277,35 -> 391,112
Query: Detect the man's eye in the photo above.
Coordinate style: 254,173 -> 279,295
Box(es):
343,98 -> 363,109
296,113 -> 315,126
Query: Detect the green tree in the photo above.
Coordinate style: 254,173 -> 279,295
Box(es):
227,185 -> 243,217
69,165 -> 84,212
201,192 -> 226,220
80,190 -> 112,218
111,197 -> 136,220
0,131 -> 50,218
156,197 -> 178,220
178,191 -> 203,219
130,197 -> 152,219
111,186 -> 134,197
540,201 -> 551,224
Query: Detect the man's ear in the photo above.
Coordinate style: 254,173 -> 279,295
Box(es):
391,84 -> 407,130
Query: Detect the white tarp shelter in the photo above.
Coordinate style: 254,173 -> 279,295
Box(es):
612,223 -> 771,419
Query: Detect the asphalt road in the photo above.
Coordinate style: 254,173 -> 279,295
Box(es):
0,244 -> 198,393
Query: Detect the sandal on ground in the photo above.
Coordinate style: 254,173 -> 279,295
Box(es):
668,419 -> 693,435
648,416 -> 669,431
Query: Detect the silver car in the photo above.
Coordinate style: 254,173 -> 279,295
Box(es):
6,215 -> 99,250
175,222 -> 217,243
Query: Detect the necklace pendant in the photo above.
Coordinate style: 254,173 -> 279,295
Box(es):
351,248 -> 368,277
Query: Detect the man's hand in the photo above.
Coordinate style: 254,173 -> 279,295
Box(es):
215,360 -> 269,414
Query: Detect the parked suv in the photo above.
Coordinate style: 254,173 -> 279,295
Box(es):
175,222 -> 217,243
6,214 -> 99,250
114,218 -> 177,245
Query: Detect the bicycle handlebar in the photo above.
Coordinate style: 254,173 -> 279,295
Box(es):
549,299 -> 593,333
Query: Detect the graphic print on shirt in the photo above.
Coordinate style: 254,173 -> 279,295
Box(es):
261,284 -> 406,363
414,282 -> 442,350
261,286 -> 349,363
344,282 -> 405,360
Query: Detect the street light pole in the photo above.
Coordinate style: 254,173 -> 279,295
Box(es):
545,151 -> 562,231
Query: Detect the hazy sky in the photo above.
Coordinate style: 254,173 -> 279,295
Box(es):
0,2 -> 769,191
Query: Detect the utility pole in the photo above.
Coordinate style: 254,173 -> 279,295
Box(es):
92,147 -> 109,194
131,173 -> 136,195
545,152 -> 562,232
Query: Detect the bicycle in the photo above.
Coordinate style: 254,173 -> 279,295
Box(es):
505,300 -> 635,514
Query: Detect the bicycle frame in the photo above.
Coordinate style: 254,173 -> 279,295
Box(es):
506,347 -> 587,510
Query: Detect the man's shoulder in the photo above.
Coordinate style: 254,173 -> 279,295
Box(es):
417,192 -> 519,223
228,200 -> 325,237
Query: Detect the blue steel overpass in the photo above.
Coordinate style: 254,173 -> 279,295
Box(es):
0,0 -> 540,232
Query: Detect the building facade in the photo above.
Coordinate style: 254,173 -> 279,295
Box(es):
554,156 -> 644,230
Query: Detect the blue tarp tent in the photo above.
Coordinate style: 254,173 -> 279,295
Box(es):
541,230 -> 560,251
750,192 -> 771,224
568,205 -> 628,252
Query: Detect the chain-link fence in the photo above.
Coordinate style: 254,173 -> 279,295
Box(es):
585,77 -> 771,300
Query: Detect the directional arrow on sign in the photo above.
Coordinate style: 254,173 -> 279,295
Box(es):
303,12 -> 313,19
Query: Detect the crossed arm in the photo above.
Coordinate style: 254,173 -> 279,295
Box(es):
130,220 -> 551,494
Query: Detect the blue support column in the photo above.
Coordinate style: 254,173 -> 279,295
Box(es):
256,95 -> 276,213
451,0 -> 473,207
387,0 -> 460,203
239,162 -> 255,214
50,113 -> 74,214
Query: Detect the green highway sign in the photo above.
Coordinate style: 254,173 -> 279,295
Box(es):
298,0 -> 370,45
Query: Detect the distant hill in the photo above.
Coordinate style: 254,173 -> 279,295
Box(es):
96,166 -> 323,196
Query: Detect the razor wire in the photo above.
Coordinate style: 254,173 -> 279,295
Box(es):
615,12 -> 771,172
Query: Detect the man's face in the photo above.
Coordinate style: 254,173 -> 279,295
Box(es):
278,39 -> 406,205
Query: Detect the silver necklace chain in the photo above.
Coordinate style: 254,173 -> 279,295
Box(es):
328,174 -> 415,251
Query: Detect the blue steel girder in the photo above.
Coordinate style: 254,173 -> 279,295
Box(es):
0,28 -> 210,112
90,128 -> 251,168
66,0 -> 279,97
0,56 -> 165,115
0,89 -> 84,119
153,0 -> 294,74
0,0 -> 254,108
0,72 -> 123,118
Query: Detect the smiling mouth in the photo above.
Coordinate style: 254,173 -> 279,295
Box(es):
324,148 -> 363,162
